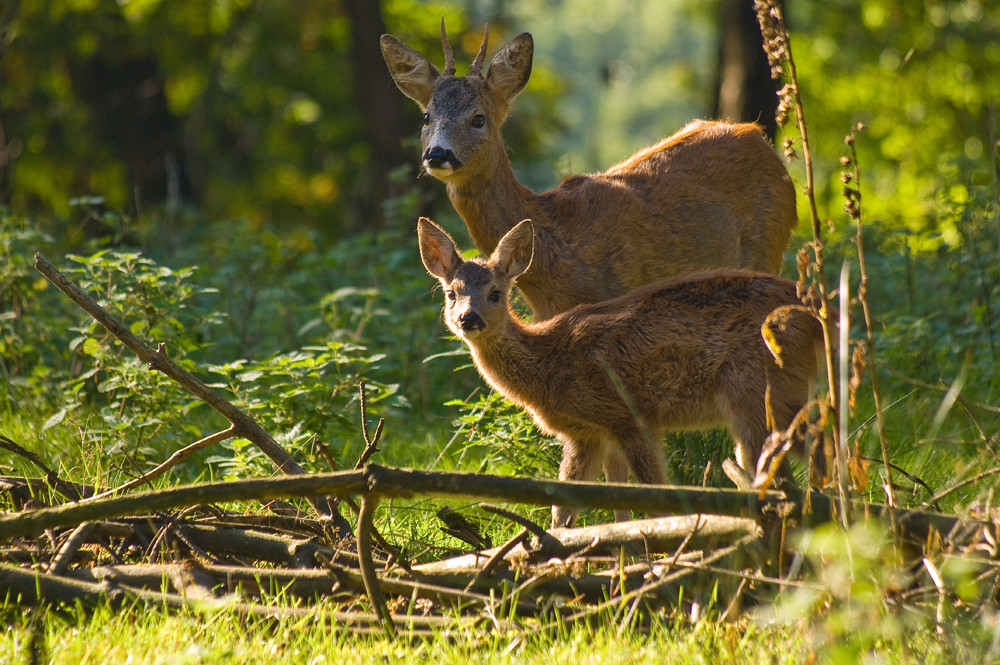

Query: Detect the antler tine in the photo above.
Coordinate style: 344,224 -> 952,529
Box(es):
469,24 -> 490,76
440,18 -> 456,76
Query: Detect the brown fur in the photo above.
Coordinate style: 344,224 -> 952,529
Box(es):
418,218 -> 822,527
384,30 -> 798,320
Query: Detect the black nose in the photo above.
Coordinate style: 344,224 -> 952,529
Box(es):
459,312 -> 485,331
424,146 -> 458,169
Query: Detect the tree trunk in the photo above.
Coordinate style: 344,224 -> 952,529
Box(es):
342,0 -> 417,232
713,0 -> 781,140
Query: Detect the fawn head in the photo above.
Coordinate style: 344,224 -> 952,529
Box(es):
418,217 -> 534,341
381,22 -> 533,182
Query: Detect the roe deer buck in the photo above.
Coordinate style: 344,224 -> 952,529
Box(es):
384,24 -> 798,320
418,218 -> 822,527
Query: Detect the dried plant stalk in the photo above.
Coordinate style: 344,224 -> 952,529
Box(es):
754,0 -> 847,522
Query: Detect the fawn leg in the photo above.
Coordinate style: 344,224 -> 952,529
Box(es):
551,435 -> 604,528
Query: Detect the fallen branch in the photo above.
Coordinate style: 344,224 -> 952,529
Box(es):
0,563 -> 454,637
415,514 -> 760,575
0,466 -> 987,550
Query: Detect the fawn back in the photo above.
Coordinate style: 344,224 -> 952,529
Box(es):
385,24 -> 798,320
418,217 -> 822,527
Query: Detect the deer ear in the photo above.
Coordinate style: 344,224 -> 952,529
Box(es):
381,35 -> 440,109
486,33 -> 532,101
493,220 -> 534,279
417,218 -> 463,281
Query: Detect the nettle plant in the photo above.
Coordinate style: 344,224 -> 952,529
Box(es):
41,249 -> 397,483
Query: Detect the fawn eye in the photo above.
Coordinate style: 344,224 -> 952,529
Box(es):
422,113 -> 431,125
471,114 -> 486,128
488,289 -> 501,303
446,290 -> 456,301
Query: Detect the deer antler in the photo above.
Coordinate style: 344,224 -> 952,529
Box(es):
440,18 -> 456,76
469,24 -> 490,76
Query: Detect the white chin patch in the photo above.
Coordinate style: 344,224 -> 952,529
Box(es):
424,163 -> 456,178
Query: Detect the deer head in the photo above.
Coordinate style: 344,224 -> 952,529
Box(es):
381,22 -> 533,182
418,217 -> 534,341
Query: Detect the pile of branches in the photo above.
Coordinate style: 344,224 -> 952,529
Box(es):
1,255 -> 998,639
1,462 -> 998,639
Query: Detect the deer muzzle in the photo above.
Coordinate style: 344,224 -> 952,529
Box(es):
423,146 -> 461,172
458,311 -> 485,332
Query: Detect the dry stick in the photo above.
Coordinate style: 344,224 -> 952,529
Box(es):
467,528 -> 530,590
357,496 -> 394,638
0,470 -> 366,541
321,558 -> 535,619
845,128 -> 899,538
418,514 -> 764,579
479,503 -> 567,559
927,467 -> 1000,507
87,427 -> 238,501
32,252 -> 350,533
47,522 -> 95,575
538,532 -> 762,634
0,434 -> 90,501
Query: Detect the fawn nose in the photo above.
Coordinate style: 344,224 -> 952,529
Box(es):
458,311 -> 485,331
424,146 -> 459,169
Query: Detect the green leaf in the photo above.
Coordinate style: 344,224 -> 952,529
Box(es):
81,337 -> 102,356
43,407 -> 68,431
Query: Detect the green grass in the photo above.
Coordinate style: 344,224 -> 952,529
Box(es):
4,598 -> 995,664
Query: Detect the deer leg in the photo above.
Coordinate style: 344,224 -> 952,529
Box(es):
602,446 -> 631,522
552,435 -> 605,528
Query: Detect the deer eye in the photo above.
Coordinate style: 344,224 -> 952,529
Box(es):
422,113 -> 431,125
445,290 -> 456,301
488,289 -> 501,303
471,114 -> 486,128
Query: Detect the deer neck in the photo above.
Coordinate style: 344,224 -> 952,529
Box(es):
446,154 -> 539,254
466,317 -> 546,404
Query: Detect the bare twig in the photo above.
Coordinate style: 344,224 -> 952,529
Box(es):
467,528 -> 530,590
0,563 -> 448,636
0,434 -> 89,501
47,522 -> 95,575
87,427 -> 238,501
354,380 -> 385,470
357,496 -> 394,637
927,467 -> 1000,507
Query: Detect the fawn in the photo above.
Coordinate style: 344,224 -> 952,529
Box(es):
384,24 -> 798,320
418,217 -> 823,527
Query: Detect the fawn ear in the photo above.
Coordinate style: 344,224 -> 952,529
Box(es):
417,218 -> 463,281
486,33 -> 532,102
493,220 -> 534,279
381,35 -> 440,109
